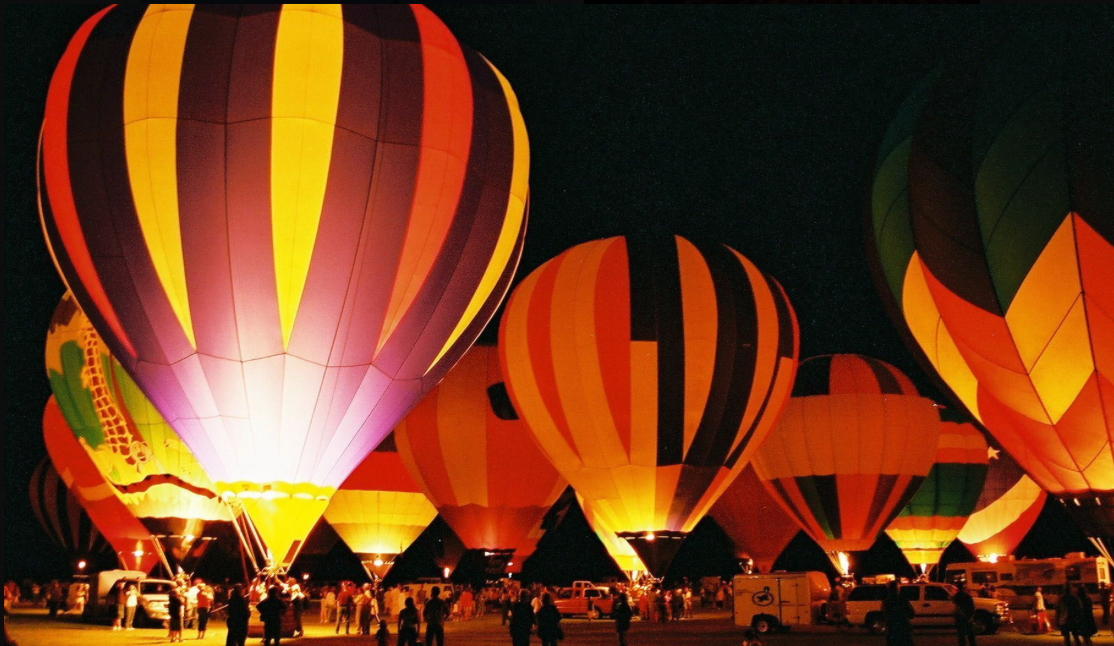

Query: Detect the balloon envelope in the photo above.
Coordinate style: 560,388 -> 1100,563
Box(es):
46,294 -> 234,558
395,345 -> 565,572
710,466 -> 799,574
753,355 -> 940,556
867,25 -> 1113,537
886,410 -> 989,567
499,235 -> 799,576
323,433 -> 438,579
43,397 -> 161,572
578,494 -> 647,577
30,457 -> 110,566
958,448 -> 1046,560
39,4 -> 529,564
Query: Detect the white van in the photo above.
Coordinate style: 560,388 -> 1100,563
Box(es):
85,569 -> 174,626
733,572 -> 830,633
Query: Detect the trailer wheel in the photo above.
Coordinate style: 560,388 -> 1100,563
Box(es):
751,615 -> 778,634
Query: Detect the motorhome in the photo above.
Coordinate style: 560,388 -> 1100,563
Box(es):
944,554 -> 1109,608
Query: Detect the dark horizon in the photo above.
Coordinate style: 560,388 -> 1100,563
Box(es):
5,5 -> 1108,582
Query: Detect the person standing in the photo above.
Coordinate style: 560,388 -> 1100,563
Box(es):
110,583 -> 124,631
195,583 -> 213,638
509,591 -> 534,646
336,582 -> 353,635
953,582 -> 977,646
288,583 -> 305,638
356,584 -> 371,635
168,586 -> 184,643
398,597 -> 421,646
656,589 -> 669,624
123,584 -> 138,630
45,581 -> 61,619
535,593 -> 562,646
322,586 -> 336,623
225,585 -> 249,646
1034,587 -> 1051,634
1057,584 -> 1082,646
257,586 -> 286,646
422,586 -> 448,646
1098,583 -> 1111,633
1075,585 -> 1097,646
500,591 -> 512,626
613,592 -> 634,646
882,581 -> 914,646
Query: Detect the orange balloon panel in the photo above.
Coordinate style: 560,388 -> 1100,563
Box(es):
710,466 -> 799,573
323,434 -> 437,571
395,345 -> 566,553
867,29 -> 1113,536
753,355 -> 940,553
43,397 -> 160,573
578,494 -> 647,576
499,235 -> 799,537
958,448 -> 1046,559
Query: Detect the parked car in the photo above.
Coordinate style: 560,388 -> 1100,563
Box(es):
554,584 -> 614,618
84,570 -> 173,627
845,582 -> 1008,635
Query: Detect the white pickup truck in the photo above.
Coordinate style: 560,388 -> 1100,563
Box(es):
845,582 -> 1008,635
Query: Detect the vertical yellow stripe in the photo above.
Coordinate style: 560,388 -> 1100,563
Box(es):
425,59 -> 530,374
271,4 -> 344,348
123,4 -> 196,347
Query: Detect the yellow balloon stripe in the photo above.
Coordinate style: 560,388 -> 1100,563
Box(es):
123,4 -> 196,348
271,4 -> 343,348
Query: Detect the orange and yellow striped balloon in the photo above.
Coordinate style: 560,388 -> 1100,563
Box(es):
753,355 -> 940,561
499,235 -> 799,576
395,346 -> 566,573
38,4 -> 529,565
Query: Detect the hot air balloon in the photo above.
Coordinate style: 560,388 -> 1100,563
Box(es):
752,354 -> 940,573
323,433 -> 438,579
886,409 -> 989,570
577,493 -> 647,579
43,397 -> 162,573
958,448 -> 1047,562
39,4 -> 529,566
499,235 -> 799,577
46,294 -> 239,569
30,457 -> 111,570
395,345 -> 566,575
710,466 -> 799,574
866,25 -> 1113,548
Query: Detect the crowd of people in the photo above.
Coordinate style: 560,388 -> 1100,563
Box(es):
7,572 -> 1114,645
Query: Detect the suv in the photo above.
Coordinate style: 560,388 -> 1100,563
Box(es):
845,582 -> 1008,635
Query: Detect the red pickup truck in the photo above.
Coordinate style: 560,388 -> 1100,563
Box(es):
553,584 -> 614,618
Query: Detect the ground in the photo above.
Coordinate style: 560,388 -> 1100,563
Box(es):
8,607 -> 1110,646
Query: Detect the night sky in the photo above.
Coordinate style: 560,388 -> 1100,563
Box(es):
5,5 -> 1109,582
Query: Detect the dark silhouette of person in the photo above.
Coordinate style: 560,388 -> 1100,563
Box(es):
613,591 -> 634,646
953,582 -> 977,646
1075,584 -> 1097,646
1057,584 -> 1082,646
225,585 -> 250,646
398,597 -> 421,646
882,581 -> 914,646
535,593 -> 562,646
509,591 -> 535,646
257,586 -> 286,646
422,586 -> 448,646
